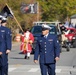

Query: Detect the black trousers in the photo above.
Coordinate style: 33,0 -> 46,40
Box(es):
40,63 -> 56,75
0,64 -> 8,75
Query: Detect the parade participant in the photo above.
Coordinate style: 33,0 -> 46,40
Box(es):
0,16 -> 12,75
59,23 -> 66,33
20,28 -> 34,59
34,24 -> 60,75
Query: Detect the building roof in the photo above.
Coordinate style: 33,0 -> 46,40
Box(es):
71,14 -> 76,18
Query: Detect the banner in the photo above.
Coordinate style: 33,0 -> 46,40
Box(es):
20,3 -> 37,14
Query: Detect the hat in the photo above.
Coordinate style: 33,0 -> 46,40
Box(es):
1,17 -> 7,23
0,15 -> 3,20
42,24 -> 51,31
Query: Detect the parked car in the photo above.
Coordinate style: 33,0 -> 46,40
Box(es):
30,22 -> 62,53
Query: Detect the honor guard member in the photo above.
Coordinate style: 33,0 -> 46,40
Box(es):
34,24 -> 60,75
0,16 -> 12,75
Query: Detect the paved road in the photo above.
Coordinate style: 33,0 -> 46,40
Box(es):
8,42 -> 76,75
8,65 -> 76,75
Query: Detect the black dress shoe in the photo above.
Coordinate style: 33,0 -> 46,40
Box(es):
24,56 -> 27,59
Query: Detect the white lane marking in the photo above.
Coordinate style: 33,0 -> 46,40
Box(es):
28,68 -> 61,73
28,68 -> 39,72
55,69 -> 61,73
9,68 -> 17,72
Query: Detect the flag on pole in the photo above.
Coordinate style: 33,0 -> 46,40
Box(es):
0,5 -> 14,18
0,3 -> 23,32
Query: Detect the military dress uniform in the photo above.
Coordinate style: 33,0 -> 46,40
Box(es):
0,25 -> 12,75
34,24 -> 60,75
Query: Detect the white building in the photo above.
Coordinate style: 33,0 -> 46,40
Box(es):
71,14 -> 76,26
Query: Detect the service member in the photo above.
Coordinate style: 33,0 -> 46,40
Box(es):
34,24 -> 60,75
0,16 -> 12,75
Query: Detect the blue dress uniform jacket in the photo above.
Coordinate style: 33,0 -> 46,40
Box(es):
0,26 -> 12,66
0,26 -> 12,75
34,34 -> 60,64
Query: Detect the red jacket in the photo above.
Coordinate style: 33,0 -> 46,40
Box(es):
20,31 -> 34,53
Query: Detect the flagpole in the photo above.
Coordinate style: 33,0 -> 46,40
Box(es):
5,3 -> 24,32
37,2 -> 39,21
13,15 -> 24,32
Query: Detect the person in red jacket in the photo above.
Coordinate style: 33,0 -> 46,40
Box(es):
20,28 -> 34,59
